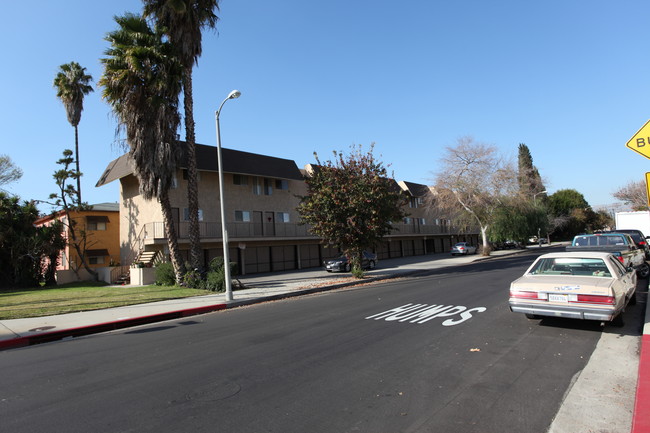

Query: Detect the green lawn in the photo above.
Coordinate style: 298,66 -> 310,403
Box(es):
0,282 -> 212,320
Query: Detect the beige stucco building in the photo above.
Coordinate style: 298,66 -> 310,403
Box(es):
97,143 -> 478,276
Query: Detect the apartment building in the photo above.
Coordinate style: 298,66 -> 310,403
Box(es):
97,143 -> 477,275
34,203 -> 120,281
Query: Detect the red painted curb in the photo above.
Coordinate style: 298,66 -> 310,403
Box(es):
0,303 -> 227,351
633,334 -> 650,433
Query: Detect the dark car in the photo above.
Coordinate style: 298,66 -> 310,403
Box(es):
612,229 -> 650,259
324,251 -> 377,272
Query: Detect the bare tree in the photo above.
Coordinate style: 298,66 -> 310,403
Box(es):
431,136 -> 517,254
0,155 -> 22,191
613,180 -> 648,211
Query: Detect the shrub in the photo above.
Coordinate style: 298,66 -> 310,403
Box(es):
154,262 -> 176,286
203,257 -> 238,292
181,268 -> 205,289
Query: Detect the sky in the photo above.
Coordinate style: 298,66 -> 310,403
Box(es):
3,0 -> 650,214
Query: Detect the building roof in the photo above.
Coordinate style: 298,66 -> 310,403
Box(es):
96,142 -> 304,187
398,181 -> 432,197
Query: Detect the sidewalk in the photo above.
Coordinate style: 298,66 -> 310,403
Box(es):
0,248 -> 526,350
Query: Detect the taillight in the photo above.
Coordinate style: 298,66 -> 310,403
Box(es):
640,241 -> 647,246
570,294 -> 615,305
510,290 -> 539,299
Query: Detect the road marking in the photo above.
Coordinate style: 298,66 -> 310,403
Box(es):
365,303 -> 486,326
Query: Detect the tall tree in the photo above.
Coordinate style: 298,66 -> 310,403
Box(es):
143,0 -> 221,273
298,144 -> 407,276
547,189 -> 594,240
517,143 -> 545,199
0,155 -> 23,191
100,13 -> 186,282
53,62 -> 94,205
613,179 -> 649,211
433,136 -> 518,254
48,149 -> 98,280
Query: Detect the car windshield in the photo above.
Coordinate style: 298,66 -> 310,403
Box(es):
528,257 -> 611,277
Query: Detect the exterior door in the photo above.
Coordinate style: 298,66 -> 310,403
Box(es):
264,211 -> 275,236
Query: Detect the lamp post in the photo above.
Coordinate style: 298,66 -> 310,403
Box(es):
533,190 -> 547,246
215,89 -> 241,301
533,189 -> 547,205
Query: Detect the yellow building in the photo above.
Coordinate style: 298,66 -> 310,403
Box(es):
34,203 -> 120,271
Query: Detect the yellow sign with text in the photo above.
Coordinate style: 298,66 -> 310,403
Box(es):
627,119 -> 650,159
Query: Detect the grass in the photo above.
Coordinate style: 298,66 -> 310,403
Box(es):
0,281 -> 212,320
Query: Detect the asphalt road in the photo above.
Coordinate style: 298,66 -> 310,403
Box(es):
0,250 -> 641,433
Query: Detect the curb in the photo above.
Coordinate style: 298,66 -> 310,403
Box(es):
632,283 -> 650,433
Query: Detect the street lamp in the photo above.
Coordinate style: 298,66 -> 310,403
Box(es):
533,189 -> 547,205
215,89 -> 241,301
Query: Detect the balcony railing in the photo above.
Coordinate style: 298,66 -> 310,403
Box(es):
142,221 -> 458,242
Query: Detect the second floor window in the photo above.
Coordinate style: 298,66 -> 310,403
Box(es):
235,210 -> 251,222
233,174 -> 248,185
183,208 -> 203,221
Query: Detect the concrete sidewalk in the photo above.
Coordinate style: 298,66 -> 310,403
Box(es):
0,248 -> 526,350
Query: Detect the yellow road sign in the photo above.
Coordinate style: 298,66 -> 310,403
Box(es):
646,172 -> 650,208
627,119 -> 650,159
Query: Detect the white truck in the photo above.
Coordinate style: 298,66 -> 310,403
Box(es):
615,211 -> 650,237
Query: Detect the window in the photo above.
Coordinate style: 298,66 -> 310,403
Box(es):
418,218 -> 426,225
235,210 -> 251,222
252,178 -> 262,195
276,212 -> 290,223
404,217 -> 412,224
86,216 -> 108,231
233,174 -> 249,185
89,256 -> 105,265
87,221 -> 107,231
275,179 -> 289,190
183,208 -> 204,221
264,178 -> 273,195
171,174 -> 178,189
409,197 -> 423,208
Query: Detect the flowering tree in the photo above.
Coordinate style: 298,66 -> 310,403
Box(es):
298,144 -> 407,276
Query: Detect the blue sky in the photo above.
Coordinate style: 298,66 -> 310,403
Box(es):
3,0 -> 650,213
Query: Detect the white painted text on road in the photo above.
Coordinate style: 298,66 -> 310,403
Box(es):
365,303 -> 486,326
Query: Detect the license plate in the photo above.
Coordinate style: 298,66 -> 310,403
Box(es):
549,294 -> 569,303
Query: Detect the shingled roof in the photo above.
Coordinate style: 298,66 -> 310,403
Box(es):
398,181 -> 432,197
96,142 -> 304,187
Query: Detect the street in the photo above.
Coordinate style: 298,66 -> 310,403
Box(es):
0,250 -> 644,433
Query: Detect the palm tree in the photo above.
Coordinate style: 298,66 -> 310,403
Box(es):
143,0 -> 221,273
99,13 -> 186,282
53,62 -> 94,205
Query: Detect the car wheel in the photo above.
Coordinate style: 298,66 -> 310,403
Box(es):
638,263 -> 650,278
368,260 -> 376,270
344,263 -> 351,272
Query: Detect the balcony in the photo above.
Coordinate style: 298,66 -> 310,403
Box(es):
142,221 -> 457,243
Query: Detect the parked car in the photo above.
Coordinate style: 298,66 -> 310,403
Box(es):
609,229 -> 650,259
566,233 -> 649,277
324,251 -> 377,272
451,242 -> 477,255
509,251 -> 637,325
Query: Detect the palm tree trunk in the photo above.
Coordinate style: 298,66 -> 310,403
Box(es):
183,69 -> 203,272
74,125 -> 82,205
160,191 -> 186,283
